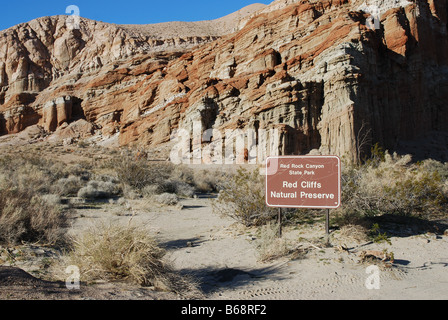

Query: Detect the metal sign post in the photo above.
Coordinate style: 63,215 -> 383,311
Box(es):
325,208 -> 330,245
278,208 -> 282,238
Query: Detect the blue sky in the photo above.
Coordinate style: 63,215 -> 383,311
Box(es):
1,0 -> 272,31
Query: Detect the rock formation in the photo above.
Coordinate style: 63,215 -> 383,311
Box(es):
0,0 -> 447,162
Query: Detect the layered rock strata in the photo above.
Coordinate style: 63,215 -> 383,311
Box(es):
0,0 -> 447,162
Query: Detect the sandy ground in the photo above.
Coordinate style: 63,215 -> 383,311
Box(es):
133,197 -> 448,300
2,194 -> 446,300
0,133 -> 446,300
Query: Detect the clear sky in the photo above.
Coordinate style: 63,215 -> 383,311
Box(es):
0,0 -> 273,31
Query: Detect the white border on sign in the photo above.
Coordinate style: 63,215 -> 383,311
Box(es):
265,155 -> 342,209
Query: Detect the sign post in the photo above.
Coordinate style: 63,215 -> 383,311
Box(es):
325,208 -> 330,245
266,156 -> 341,243
278,208 -> 282,238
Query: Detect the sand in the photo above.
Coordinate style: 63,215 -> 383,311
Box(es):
138,197 -> 448,300
2,194 -> 447,300
0,133 -> 446,300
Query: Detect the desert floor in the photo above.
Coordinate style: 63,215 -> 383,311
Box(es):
0,132 -> 447,300
1,193 -> 447,300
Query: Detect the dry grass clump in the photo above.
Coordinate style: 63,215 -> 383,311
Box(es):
170,181 -> 195,198
0,155 -> 70,246
69,223 -> 165,286
0,189 -> 67,246
0,155 -> 55,195
142,180 -> 195,199
0,153 -> 92,197
155,193 -> 179,206
77,180 -> 121,199
213,168 -> 277,227
336,224 -> 370,244
111,156 -> 198,199
190,168 -> 229,193
255,223 -> 290,262
113,157 -> 174,191
54,175 -> 83,196
68,222 -> 201,296
106,152 -> 231,200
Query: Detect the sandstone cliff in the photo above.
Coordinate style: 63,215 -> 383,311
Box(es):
0,0 -> 447,162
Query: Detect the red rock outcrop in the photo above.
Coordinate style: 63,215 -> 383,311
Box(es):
0,0 -> 447,162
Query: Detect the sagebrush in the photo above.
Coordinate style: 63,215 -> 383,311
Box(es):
213,168 -> 277,227
335,148 -> 447,226
0,189 -> 67,245
0,155 -> 70,245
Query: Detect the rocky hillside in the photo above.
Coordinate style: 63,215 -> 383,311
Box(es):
0,0 -> 447,162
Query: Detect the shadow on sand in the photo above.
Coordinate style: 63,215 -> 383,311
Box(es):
159,237 -> 207,250
368,214 -> 448,238
178,264 -> 288,295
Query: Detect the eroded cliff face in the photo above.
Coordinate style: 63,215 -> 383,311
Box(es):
0,0 -> 447,161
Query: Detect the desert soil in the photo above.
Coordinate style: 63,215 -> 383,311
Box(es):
1,193 -> 447,300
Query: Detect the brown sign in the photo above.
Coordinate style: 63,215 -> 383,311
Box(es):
265,156 -> 341,209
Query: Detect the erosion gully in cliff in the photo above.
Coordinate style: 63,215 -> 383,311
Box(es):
0,0 -> 447,162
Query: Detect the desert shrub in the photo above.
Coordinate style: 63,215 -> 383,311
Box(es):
68,222 -> 199,295
0,189 -> 67,246
0,155 -> 70,246
255,222 -> 290,262
113,157 -> 174,191
4,161 -> 53,194
77,180 -> 122,199
142,184 -> 163,197
94,174 -> 120,184
111,153 -> 203,199
53,175 -> 84,196
110,153 -> 230,197
170,165 -> 195,186
336,149 -> 447,226
173,181 -> 195,198
121,184 -> 141,200
40,194 -> 63,206
335,224 -> 369,244
69,223 -> 167,286
383,168 -> 445,215
419,159 -> 448,180
192,169 -> 229,193
213,168 -> 277,227
0,154 -> 75,196
163,180 -> 195,198
155,193 -> 179,206
141,180 -> 195,200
